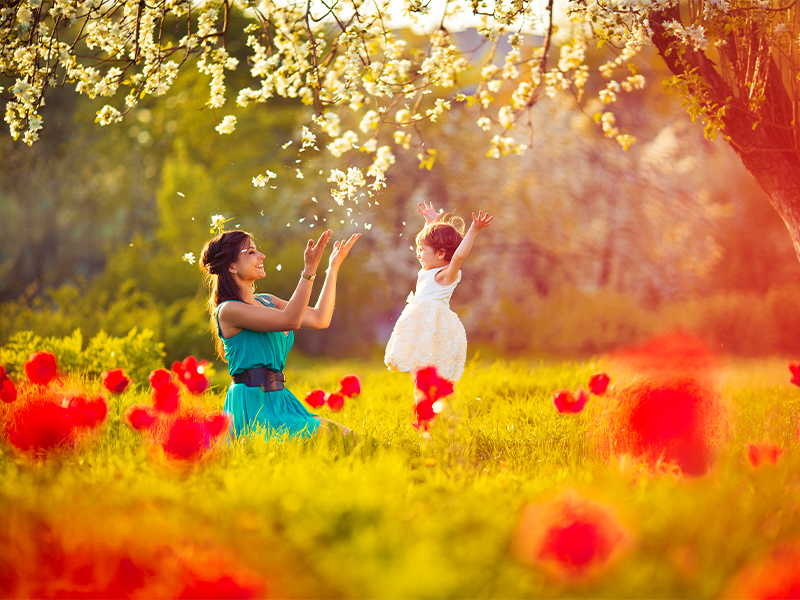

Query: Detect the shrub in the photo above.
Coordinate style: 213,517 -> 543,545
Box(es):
0,329 -> 165,384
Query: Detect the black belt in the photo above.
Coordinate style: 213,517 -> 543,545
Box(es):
232,367 -> 286,392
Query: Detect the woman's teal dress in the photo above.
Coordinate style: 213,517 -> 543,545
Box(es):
218,294 -> 320,438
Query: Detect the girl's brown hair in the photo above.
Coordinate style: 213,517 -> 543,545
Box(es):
415,213 -> 465,262
200,230 -> 252,361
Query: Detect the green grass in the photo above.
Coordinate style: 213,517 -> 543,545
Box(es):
2,355 -> 799,598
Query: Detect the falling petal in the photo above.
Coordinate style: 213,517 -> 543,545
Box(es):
177,192 -> 185,197
277,265 -> 282,271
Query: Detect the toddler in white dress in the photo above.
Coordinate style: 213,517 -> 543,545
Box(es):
385,202 -> 492,382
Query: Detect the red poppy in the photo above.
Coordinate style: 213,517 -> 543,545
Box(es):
413,397 -> 444,432
172,356 -> 210,395
596,378 -> 722,476
337,374 -> 361,398
125,404 -> 158,431
102,368 -> 130,394
149,368 -> 174,390
153,381 -> 181,413
24,351 -> 59,386
7,400 -> 75,453
0,366 -> 17,403
588,373 -> 610,396
203,413 -> 231,437
747,442 -> 783,467
512,489 -> 632,579
414,365 -> 455,401
790,362 -> 800,387
1,378 -> 17,403
326,392 -> 345,412
178,573 -> 265,600
304,388 -> 326,408
553,389 -> 589,414
66,394 -> 108,429
162,415 -> 209,460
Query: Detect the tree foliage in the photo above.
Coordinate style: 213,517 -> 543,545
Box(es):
4,0 -> 800,257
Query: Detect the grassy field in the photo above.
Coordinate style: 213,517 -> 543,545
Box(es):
1,352 -> 799,598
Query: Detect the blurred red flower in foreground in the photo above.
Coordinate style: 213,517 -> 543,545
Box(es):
102,368 -> 130,394
0,365 -> 17,403
598,332 -> 725,476
326,392 -> 345,412
150,369 -> 181,413
6,400 -> 76,453
66,394 -> 108,429
553,389 -> 589,414
596,378 -> 724,476
512,489 -> 632,580
415,365 -> 454,401
24,351 -> 59,386
747,442 -> 783,467
149,368 -> 173,389
588,373 -> 610,396
125,404 -> 159,431
789,362 -> 800,387
160,412 -> 231,460
304,388 -> 326,408
162,415 -> 211,459
412,365 -> 454,432
0,512 -> 268,599
337,374 -> 361,398
722,546 -> 800,599
204,413 -> 232,437
172,356 -> 210,395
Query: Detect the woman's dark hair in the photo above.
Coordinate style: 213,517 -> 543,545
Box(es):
200,230 -> 252,361
415,213 -> 465,262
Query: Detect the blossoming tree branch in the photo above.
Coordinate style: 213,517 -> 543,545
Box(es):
4,0 -> 800,256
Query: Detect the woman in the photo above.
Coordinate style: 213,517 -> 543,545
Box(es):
200,228 -> 360,439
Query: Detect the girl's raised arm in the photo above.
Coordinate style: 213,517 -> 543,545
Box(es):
417,201 -> 441,223
436,211 -> 492,285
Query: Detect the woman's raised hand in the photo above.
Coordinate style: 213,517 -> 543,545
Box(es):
328,233 -> 361,272
304,229 -> 333,275
417,201 -> 441,223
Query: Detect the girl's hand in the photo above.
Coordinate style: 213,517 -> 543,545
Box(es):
472,211 -> 493,230
304,229 -> 332,275
417,201 -> 441,223
328,233 -> 361,272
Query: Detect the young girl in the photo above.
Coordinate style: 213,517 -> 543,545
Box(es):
200,228 -> 360,440
384,201 -> 492,382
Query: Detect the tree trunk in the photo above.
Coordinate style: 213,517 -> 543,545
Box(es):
649,6 -> 800,260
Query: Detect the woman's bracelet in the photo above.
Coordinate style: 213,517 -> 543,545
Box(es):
301,271 -> 316,281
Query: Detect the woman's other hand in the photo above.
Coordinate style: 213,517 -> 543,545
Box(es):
328,233 -> 361,272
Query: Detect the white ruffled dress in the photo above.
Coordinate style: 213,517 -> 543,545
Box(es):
384,265 -> 467,382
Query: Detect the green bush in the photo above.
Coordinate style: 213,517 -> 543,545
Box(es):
0,328 -> 165,384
